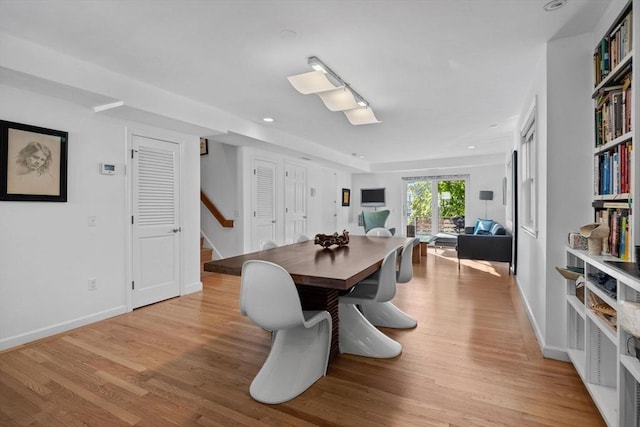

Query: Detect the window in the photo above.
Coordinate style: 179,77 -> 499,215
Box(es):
520,99 -> 537,237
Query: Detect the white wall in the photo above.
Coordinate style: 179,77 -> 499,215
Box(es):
545,32 -> 594,351
350,163 -> 506,236
514,31 -> 596,359
0,84 -> 202,351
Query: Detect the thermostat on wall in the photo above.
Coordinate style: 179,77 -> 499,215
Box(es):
100,163 -> 117,175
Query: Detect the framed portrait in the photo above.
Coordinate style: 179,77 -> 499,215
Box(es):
0,120 -> 68,202
200,137 -> 209,155
342,188 -> 350,206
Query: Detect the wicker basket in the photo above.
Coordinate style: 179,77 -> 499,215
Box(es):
555,266 -> 583,281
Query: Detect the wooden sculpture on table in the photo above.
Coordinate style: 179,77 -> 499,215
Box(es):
314,230 -> 350,248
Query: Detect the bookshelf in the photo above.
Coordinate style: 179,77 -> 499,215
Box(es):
592,1 -> 637,262
564,4 -> 640,425
564,247 -> 640,426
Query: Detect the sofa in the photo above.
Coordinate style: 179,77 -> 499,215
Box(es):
456,219 -> 512,272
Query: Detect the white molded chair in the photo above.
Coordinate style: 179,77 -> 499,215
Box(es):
240,260 -> 332,404
360,238 -> 418,329
365,227 -> 393,237
339,246 -> 402,358
261,240 -> 278,250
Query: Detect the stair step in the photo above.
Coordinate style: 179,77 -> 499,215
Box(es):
201,247 -> 213,272
201,248 -> 213,262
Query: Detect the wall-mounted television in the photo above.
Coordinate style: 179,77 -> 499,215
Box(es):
361,187 -> 386,207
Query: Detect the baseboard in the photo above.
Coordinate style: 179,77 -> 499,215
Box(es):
0,306 -> 127,352
542,345 -> 570,361
514,277 -> 569,362
185,281 -> 203,295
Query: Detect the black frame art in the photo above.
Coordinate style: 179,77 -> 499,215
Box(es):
0,120 -> 68,202
342,188 -> 350,206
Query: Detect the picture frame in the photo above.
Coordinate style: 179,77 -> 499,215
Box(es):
0,120 -> 68,202
200,137 -> 209,155
342,188 -> 350,206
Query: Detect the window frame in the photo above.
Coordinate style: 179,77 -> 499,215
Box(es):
520,99 -> 538,238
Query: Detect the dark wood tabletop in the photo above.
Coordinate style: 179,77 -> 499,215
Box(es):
203,235 -> 411,290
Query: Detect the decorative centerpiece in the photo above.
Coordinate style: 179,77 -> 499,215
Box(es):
579,223 -> 609,255
314,230 -> 350,248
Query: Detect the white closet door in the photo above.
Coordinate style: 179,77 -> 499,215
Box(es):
131,135 -> 181,309
252,159 -> 277,251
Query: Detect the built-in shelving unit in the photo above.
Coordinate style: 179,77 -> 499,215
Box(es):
591,0 -> 637,261
565,247 -> 640,426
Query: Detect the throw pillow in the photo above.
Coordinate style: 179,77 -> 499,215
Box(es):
473,218 -> 494,235
489,222 -> 506,235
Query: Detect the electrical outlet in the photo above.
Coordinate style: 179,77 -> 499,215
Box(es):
88,278 -> 97,291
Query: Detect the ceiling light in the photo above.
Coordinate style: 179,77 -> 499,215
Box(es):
287,56 -> 380,125
543,0 -> 566,12
467,145 -> 476,149
263,117 -> 275,123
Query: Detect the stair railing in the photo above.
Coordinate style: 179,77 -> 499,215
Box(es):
200,191 -> 234,228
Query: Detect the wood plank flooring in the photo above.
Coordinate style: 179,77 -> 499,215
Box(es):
0,247 -> 605,426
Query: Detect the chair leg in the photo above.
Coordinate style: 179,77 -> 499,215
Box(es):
250,318 -> 331,404
360,302 -> 417,329
339,303 -> 402,358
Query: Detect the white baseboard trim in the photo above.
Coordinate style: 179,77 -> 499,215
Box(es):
543,345 -> 570,361
184,281 -> 203,295
514,277 -> 569,362
0,306 -> 127,352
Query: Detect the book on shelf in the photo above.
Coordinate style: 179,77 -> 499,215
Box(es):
594,142 -> 632,196
593,8 -> 633,87
597,208 -> 631,259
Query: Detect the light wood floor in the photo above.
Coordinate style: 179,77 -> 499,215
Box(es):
1,247 -> 604,426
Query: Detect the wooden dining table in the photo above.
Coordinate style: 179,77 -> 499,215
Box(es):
203,235 -> 412,361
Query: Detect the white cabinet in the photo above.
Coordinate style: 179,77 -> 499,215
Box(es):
564,247 -> 640,426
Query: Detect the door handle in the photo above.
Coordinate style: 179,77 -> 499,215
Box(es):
271,220 -> 276,224
171,227 -> 182,233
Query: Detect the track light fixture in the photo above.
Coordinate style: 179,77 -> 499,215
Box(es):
287,56 -> 381,125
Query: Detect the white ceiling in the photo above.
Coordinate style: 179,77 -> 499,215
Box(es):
0,0 -> 610,170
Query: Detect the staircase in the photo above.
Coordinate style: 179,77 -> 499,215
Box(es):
201,237 -> 213,274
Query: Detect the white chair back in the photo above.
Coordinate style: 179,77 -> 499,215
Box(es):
375,246 -> 400,302
240,260 -> 305,330
261,240 -> 278,250
366,228 -> 392,237
397,238 -> 417,283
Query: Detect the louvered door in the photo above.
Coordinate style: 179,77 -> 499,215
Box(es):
131,135 -> 181,309
251,159 -> 277,251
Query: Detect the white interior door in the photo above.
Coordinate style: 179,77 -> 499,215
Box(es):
131,134 -> 181,309
320,170 -> 338,233
252,159 -> 277,251
284,162 -> 307,243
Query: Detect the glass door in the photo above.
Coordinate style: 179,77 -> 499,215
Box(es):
437,179 -> 466,234
406,176 -> 467,241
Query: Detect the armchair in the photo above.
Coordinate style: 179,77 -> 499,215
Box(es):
362,210 -> 396,235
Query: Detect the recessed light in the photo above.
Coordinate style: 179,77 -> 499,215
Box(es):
263,117 -> 275,123
489,124 -> 498,128
467,145 -> 476,149
544,0 -> 566,12
279,29 -> 297,40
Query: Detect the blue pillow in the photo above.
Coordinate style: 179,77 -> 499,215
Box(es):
473,219 -> 494,235
490,223 -> 506,235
